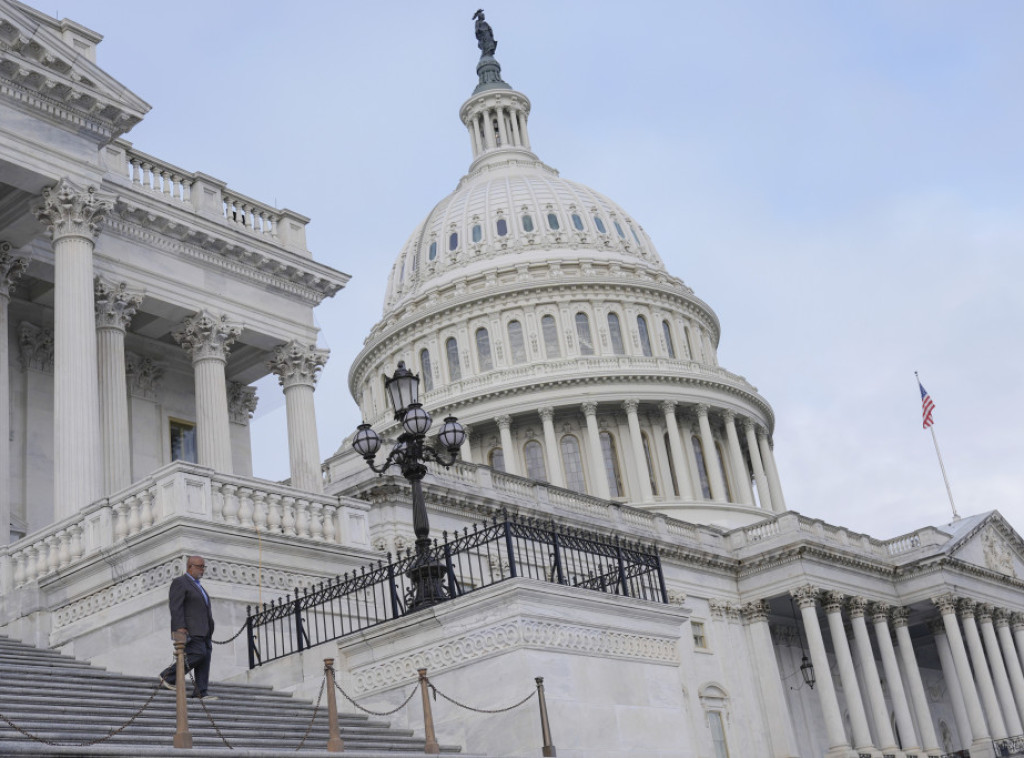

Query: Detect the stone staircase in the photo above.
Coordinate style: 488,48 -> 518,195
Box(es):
0,635 -> 480,757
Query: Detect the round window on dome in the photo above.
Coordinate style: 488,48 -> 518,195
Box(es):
429,241 -> 437,261
522,214 -> 534,233
571,214 -> 584,231
547,213 -> 560,231
614,221 -> 625,238
449,232 -> 458,251
496,218 -> 508,237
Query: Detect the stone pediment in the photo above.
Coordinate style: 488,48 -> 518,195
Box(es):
944,511 -> 1023,579
0,0 -> 149,141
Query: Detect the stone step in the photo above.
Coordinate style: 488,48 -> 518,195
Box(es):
0,742 -> 495,757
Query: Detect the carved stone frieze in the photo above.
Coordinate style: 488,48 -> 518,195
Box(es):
172,310 -> 242,362
125,353 -> 164,398
982,525 -> 1017,577
0,241 -> 28,297
228,382 -> 259,425
33,178 -> 114,241
666,589 -> 687,607
17,321 -> 53,372
268,340 -> 329,389
94,277 -> 143,331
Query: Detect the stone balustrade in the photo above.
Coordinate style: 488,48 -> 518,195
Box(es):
0,462 -> 370,591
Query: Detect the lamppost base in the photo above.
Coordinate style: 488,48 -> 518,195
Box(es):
406,558 -> 450,611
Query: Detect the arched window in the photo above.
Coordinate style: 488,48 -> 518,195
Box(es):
600,431 -> 623,497
664,432 -> 679,497
411,249 -> 419,272
475,327 -> 493,371
399,260 -> 405,282
446,337 -> 461,381
507,320 -> 527,364
560,435 -> 585,493
489,447 -> 505,473
607,312 -> 625,355
428,241 -> 437,261
707,712 -> 730,758
691,435 -> 711,499
594,216 -> 607,234
420,349 -> 433,392
637,315 -> 652,357
524,440 -> 547,482
522,214 -> 534,233
662,320 -> 675,358
541,314 -> 560,358
448,232 -> 458,251
630,225 -> 642,247
641,432 -> 659,496
614,220 -> 625,238
715,442 -> 733,502
471,224 -> 482,243
575,312 -> 594,355
546,213 -> 560,230
496,218 -> 508,237
571,213 -> 584,231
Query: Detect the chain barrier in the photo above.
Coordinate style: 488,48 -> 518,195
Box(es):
0,683 -> 162,747
334,678 -> 419,716
212,622 -> 247,645
427,681 -> 536,713
186,661 -> 233,749
294,673 -> 327,751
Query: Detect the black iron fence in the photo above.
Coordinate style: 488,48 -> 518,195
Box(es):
245,511 -> 668,668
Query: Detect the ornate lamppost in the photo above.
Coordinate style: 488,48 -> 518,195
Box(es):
351,362 -> 466,609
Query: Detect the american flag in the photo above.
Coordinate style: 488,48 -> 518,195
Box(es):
918,380 -> 935,429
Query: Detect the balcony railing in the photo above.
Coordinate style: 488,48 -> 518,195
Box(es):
246,511 -> 668,668
995,734 -> 1024,756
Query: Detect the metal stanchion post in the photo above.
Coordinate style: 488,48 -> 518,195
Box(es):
418,668 -> 440,754
324,658 -> 344,752
172,640 -> 192,749
535,677 -> 556,757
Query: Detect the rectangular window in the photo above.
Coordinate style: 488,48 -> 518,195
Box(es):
708,711 -> 730,758
170,419 -> 197,463
692,621 -> 707,649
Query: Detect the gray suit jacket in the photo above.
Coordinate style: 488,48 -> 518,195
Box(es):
168,574 -> 214,637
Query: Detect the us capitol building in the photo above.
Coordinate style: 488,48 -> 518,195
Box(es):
1,2 -> 1023,756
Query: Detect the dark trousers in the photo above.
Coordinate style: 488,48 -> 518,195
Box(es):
159,635 -> 212,696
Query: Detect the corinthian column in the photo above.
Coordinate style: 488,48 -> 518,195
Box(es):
623,399 -> 653,502
94,278 -> 143,495
495,415 -> 521,476
538,406 -> 565,488
868,602 -> 915,756
173,311 -> 241,473
932,594 -> 991,747
977,604 -> 1022,735
661,401 -> 694,499
721,411 -> 753,504
848,598 -> 903,756
891,607 -> 941,754
1,243 -> 28,546
822,591 -> 877,756
743,419 -> 773,511
791,586 -> 856,758
269,341 -> 329,493
582,402 -> 610,499
695,404 -> 726,502
741,600 -> 800,758
758,427 -> 786,512
994,609 -> 1024,728
959,599 -> 1007,739
33,179 -> 114,519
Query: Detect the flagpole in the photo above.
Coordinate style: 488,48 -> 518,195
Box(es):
916,371 -> 959,522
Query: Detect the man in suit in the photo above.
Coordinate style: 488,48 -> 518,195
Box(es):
158,555 -> 216,699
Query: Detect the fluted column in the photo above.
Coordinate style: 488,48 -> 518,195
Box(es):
1,244 -> 28,547
758,427 -> 786,512
94,279 -> 143,495
721,411 -> 754,505
1014,614 -> 1024,673
792,586 -> 856,757
995,610 -> 1024,729
959,599 -> 1007,739
538,407 -> 565,488
173,311 -> 241,473
496,415 -> 521,476
694,404 -> 726,502
743,419 -> 773,511
741,601 -> 800,758
582,402 -> 610,499
269,341 -> 329,493
33,179 -> 114,519
660,401 -> 694,499
977,604 -> 1023,735
847,598 -> 903,755
933,594 -> 991,746
869,602 -> 917,755
623,399 -> 653,502
822,591 -> 877,755
892,608 -> 941,754
932,619 -> 974,749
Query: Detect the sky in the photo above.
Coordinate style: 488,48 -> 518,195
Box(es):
26,1 -> 1024,539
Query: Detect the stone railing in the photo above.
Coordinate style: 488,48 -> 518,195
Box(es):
101,140 -> 308,252
0,462 -> 370,591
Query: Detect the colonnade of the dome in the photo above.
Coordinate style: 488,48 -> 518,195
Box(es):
460,90 -> 533,161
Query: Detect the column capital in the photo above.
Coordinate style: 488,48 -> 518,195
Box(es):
709,599 -> 730,619
992,607 -> 1010,628
495,414 -> 512,431
33,178 -> 114,241
870,602 -> 891,624
94,278 -> 143,331
741,599 -> 771,624
720,409 -> 736,423
975,603 -> 994,623
581,400 -> 598,416
228,382 -> 258,425
0,242 -> 28,298
931,593 -> 959,615
622,398 -> 639,414
847,596 -> 870,619
822,589 -> 845,613
694,402 -> 710,418
791,584 -> 820,609
741,418 -> 756,433
890,606 -> 910,628
1011,612 -> 1024,631
659,399 -> 677,416
268,340 -> 329,389
538,406 -> 554,422
958,598 -> 977,619
173,310 -> 242,362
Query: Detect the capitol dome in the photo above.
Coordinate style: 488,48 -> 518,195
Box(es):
349,33 -> 786,529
